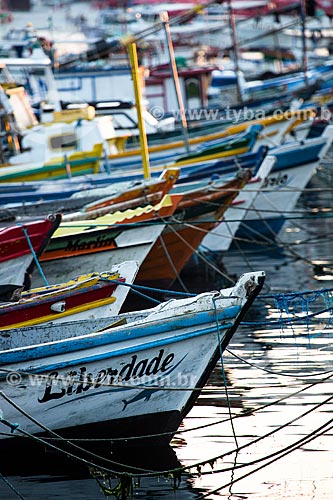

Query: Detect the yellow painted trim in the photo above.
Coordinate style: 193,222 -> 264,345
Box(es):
173,146 -> 249,167
56,194 -> 174,235
44,143 -> 103,167
17,272 -> 121,301
108,109 -> 316,159
52,106 -> 96,123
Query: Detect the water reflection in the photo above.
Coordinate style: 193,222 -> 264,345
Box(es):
0,443 -> 194,499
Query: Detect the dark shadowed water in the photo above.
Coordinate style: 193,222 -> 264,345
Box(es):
1,176 -> 333,499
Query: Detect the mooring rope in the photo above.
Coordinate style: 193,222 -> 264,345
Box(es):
199,418 -> 333,498
20,224 -> 48,287
1,381 -> 333,482
226,348 -> 333,379
213,296 -> 238,448
0,472 -> 26,500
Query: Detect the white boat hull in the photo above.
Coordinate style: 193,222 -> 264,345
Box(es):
33,223 -> 165,287
202,156 -> 276,251
0,271 -> 265,448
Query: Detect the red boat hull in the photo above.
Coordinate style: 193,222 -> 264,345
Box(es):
0,214 -> 61,263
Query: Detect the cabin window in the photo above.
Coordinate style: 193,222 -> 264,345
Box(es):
49,133 -> 77,151
185,77 -> 201,108
110,112 -> 137,130
185,78 -> 200,99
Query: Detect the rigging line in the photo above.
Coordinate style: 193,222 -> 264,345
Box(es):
217,211 -> 333,220
233,190 -> 285,245
19,224 -> 48,287
121,0 -> 220,45
116,388 -> 333,478
251,183 -> 305,219
157,233 -> 190,293
198,420 -> 333,498
260,285 -> 333,299
187,387 -> 333,474
0,472 -> 26,500
0,392 -> 157,476
248,197 -> 331,270
161,216 -> 235,284
1,363 -> 325,394
224,230 -> 279,247
35,378 -> 321,440
272,205 -> 327,237
247,202 -> 288,244
226,348 -> 333,379
230,19 -> 301,50
39,386 -> 333,480
231,218 -> 277,246
228,226 -> 333,252
213,296 -> 238,449
61,210 -> 333,231
120,285 -> 162,305
215,222 -> 274,293
290,185 -> 333,193
99,277 -> 196,296
229,205 -> 333,216
241,305 -> 333,326
200,201 -> 333,215
4,371 -> 331,456
0,423 -> 140,478
194,412 -> 333,480
285,234 -> 333,247
174,380 -> 333,479
228,449 -> 239,500
222,220 -> 261,270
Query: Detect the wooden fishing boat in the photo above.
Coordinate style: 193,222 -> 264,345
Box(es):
4,167 -> 179,222
176,145 -> 268,184
32,194 -> 182,288
201,154 -> 276,252
59,167 -> 180,221
0,99 -> 119,183
236,125 -> 333,240
0,261 -> 138,330
173,124 -> 262,165
0,143 -> 104,183
106,108 -> 315,166
0,213 -> 61,289
0,270 -> 265,451
0,148 -> 265,211
82,168 -> 179,211
0,122 -> 261,188
135,169 -> 252,288
0,167 -> 180,221
0,109 -> 314,216
200,126 -> 333,250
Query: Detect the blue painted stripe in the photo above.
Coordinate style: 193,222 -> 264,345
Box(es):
0,322 -> 233,376
0,306 -> 241,365
272,142 -> 324,171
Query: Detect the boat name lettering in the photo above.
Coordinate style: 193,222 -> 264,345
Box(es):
65,235 -> 117,252
263,173 -> 288,188
38,349 -> 175,403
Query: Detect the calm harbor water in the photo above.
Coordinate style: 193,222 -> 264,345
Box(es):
1,177 -> 332,499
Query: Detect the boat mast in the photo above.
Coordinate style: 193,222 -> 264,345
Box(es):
300,0 -> 309,87
160,10 -> 190,153
227,0 -> 243,105
127,41 -> 151,180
